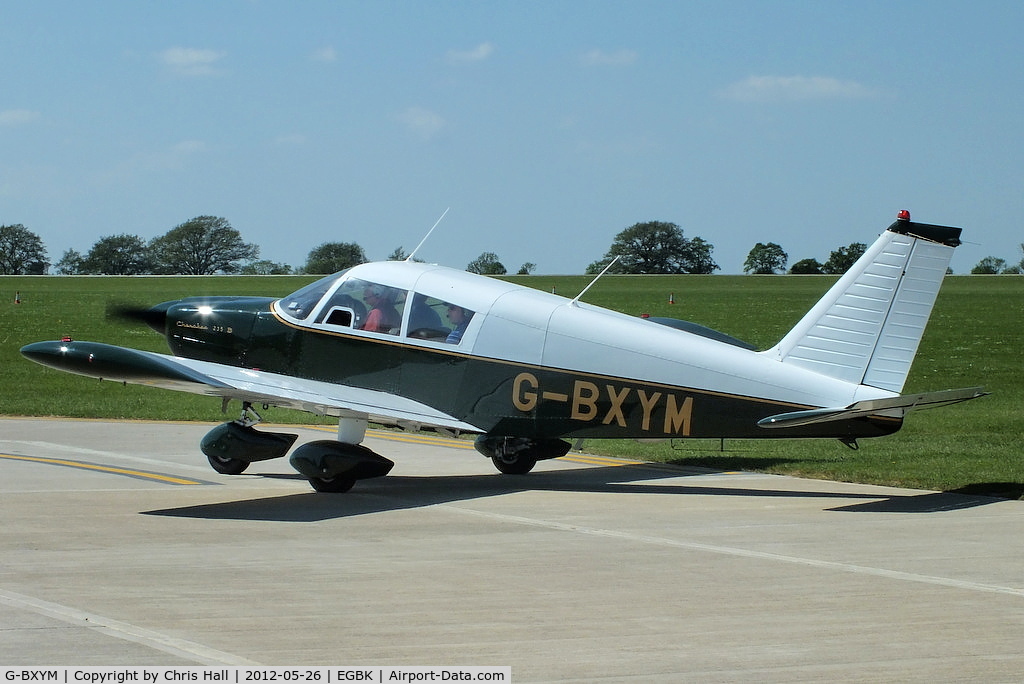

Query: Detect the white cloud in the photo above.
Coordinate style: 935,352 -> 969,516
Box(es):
447,42 -> 495,64
395,107 -> 445,141
720,75 -> 875,102
159,47 -> 226,76
311,46 -> 337,63
0,109 -> 40,126
580,49 -> 637,66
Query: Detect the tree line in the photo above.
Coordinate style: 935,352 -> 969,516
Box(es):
969,247 -> 1024,274
741,241 -> 868,275
743,240 -> 1024,275
0,218 -> 264,276
3,218 -> 1012,277
0,218 -> 537,277
582,222 -> 869,276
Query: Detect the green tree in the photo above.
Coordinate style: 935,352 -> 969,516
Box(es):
82,234 -> 152,274
585,257 -> 618,275
240,259 -> 292,275
591,221 -> 718,274
149,216 -> 258,275
517,262 -> 536,275
971,256 -> 1006,274
743,242 -> 788,274
387,246 -> 425,263
685,237 -> 719,275
0,223 -> 48,274
823,242 -> 867,275
467,252 -> 507,275
55,249 -> 85,275
303,242 -> 366,274
789,258 -> 824,275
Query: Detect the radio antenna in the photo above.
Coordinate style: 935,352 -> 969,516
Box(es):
406,207 -> 450,262
570,256 -> 620,307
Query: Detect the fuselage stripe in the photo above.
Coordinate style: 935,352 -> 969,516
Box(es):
267,306 -> 818,412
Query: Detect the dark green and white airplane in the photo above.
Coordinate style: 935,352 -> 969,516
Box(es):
22,211 -> 984,492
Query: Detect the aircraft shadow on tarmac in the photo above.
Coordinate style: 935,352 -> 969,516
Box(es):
141,461 -> 1012,523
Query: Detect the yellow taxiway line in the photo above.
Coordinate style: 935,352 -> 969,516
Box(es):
0,453 -> 206,485
561,453 -> 644,467
2,419 -> 644,482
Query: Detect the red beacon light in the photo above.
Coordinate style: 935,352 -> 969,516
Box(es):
897,209 -> 911,221
61,336 -> 73,343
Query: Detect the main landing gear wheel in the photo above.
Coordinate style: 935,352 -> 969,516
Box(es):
206,453 -> 249,475
288,440 -> 394,493
308,475 -> 357,493
476,435 -> 570,475
490,453 -> 537,475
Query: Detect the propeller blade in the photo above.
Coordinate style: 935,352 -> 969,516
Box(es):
106,302 -> 172,333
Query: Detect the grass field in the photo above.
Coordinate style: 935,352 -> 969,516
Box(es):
2,273 -> 1022,497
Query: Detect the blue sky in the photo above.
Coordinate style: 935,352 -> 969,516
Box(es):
2,1 -> 1022,274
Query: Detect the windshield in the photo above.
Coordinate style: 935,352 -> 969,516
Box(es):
279,272 -> 346,320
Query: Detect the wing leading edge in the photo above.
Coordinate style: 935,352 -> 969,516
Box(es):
21,340 -> 482,433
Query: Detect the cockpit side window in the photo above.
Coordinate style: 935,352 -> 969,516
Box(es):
315,290 -> 366,329
359,282 -> 406,335
405,293 -> 475,344
407,294 -> 449,340
443,302 -> 475,344
306,277 -> 406,335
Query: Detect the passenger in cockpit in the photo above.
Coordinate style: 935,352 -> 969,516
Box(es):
408,293 -> 445,336
445,304 -> 473,343
362,285 -> 401,333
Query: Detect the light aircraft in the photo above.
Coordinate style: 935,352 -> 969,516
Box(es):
21,211 -> 984,492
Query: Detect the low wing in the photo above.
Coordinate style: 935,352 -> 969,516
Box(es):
757,386 -> 987,429
21,340 -> 483,433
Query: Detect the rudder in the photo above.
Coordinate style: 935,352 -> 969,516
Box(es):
764,213 -> 962,393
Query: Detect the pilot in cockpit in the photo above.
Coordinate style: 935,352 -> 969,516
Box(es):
445,304 -> 473,343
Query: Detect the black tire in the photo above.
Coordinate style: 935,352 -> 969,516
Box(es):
207,453 -> 249,475
491,454 -> 537,475
308,475 -> 356,493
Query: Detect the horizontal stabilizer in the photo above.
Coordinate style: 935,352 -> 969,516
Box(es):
758,386 -> 987,429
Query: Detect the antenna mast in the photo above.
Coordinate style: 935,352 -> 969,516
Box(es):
570,256 -> 620,307
406,207 -> 450,262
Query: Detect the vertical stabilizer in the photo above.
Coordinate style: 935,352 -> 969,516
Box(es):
764,214 -> 962,393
